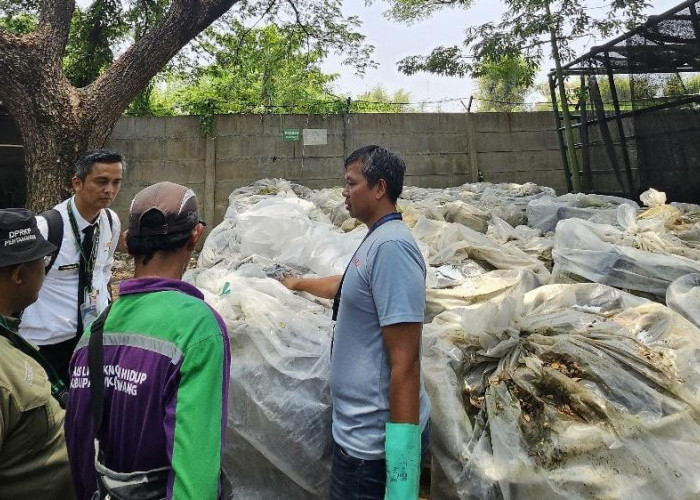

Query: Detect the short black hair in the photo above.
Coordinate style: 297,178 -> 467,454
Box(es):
75,149 -> 125,180
126,209 -> 191,265
344,145 -> 405,203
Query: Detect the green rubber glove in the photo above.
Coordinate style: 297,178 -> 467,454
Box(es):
384,422 -> 421,500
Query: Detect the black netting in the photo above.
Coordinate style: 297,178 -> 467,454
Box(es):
554,0 -> 700,202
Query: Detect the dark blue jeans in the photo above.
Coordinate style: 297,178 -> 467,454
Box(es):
329,422 -> 431,500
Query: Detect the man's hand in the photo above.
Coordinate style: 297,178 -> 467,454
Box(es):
279,274 -> 302,291
278,274 -> 342,300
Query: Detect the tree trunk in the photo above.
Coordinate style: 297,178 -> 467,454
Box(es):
13,97 -> 116,213
0,0 -> 239,211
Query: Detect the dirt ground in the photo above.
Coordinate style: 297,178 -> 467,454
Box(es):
110,251 -> 433,498
109,251 -> 197,295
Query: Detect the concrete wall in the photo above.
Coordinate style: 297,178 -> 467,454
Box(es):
107,112 -> 566,227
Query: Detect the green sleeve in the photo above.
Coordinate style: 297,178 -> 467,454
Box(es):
170,335 -> 225,499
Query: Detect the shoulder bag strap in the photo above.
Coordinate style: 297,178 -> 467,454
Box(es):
88,304 -> 112,440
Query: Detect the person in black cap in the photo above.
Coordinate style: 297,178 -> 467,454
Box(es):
0,208 -> 75,499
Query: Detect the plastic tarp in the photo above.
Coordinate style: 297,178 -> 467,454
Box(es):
487,216 -> 554,269
190,262 -> 333,499
412,217 -> 551,281
401,182 -> 555,227
526,193 -> 638,233
425,283 -> 700,500
471,183 -> 556,227
666,273 -> 700,329
194,178 -> 561,497
552,205 -> 700,298
426,269 -> 545,322
401,200 -> 491,234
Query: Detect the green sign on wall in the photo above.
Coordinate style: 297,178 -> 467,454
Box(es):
283,128 -> 301,142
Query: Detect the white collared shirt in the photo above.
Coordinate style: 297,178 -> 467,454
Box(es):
19,196 -> 120,345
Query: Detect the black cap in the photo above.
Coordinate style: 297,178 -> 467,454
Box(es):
0,208 -> 57,267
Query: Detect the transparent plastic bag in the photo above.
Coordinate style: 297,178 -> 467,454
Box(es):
426,283 -> 700,500
666,273 -> 700,329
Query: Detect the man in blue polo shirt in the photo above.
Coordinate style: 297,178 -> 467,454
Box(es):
282,145 -> 431,500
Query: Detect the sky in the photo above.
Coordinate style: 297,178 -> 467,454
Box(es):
323,0 -> 685,111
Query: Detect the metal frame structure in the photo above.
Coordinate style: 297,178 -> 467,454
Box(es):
549,0 -> 700,201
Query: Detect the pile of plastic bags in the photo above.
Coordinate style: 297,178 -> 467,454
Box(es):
192,178 -> 700,499
425,283 -> 700,499
551,191 -> 700,299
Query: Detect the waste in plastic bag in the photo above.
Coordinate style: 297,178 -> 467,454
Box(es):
487,216 -> 554,269
412,216 -> 550,281
552,210 -> 700,298
191,178 -> 580,498
475,183 -> 556,227
426,269 -> 544,322
425,283 -> 700,500
666,273 -> 700,329
236,197 -> 365,276
526,193 -> 638,233
401,199 -> 490,233
192,265 -> 333,500
637,188 -> 682,229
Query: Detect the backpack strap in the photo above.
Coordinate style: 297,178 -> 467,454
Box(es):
41,208 -> 63,274
105,208 -> 114,233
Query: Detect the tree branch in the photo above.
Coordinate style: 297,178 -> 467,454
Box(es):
86,0 -> 241,120
0,28 -> 37,106
36,0 -> 75,61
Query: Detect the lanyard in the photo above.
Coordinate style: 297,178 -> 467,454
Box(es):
67,199 -> 100,277
331,212 -> 403,322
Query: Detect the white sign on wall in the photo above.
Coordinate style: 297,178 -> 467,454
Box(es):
303,128 -> 327,146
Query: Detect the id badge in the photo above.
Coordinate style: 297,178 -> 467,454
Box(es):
80,288 -> 99,326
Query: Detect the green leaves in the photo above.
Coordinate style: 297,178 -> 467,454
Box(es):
352,86 -> 414,112
378,0 -> 475,24
383,0 -> 651,79
475,54 -> 536,111
63,0 -> 127,88
149,22 -> 352,132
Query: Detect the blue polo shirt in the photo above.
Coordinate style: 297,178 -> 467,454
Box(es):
331,219 -> 431,460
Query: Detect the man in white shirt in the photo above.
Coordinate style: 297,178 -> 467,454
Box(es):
20,149 -> 124,384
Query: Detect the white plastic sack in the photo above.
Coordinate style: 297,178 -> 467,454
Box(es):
640,188 -> 667,207
237,197 -> 364,276
487,216 -> 554,268
426,269 -> 544,322
552,215 -> 700,297
193,265 -> 333,500
526,193 -> 638,233
426,283 -> 700,500
666,273 -> 700,329
412,217 -> 550,281
476,183 -> 556,227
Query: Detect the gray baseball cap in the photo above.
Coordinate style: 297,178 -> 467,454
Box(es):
128,182 -> 206,237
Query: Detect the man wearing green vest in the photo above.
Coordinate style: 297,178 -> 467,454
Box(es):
0,208 -> 75,499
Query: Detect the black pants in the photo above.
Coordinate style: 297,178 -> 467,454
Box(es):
39,335 -> 79,386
